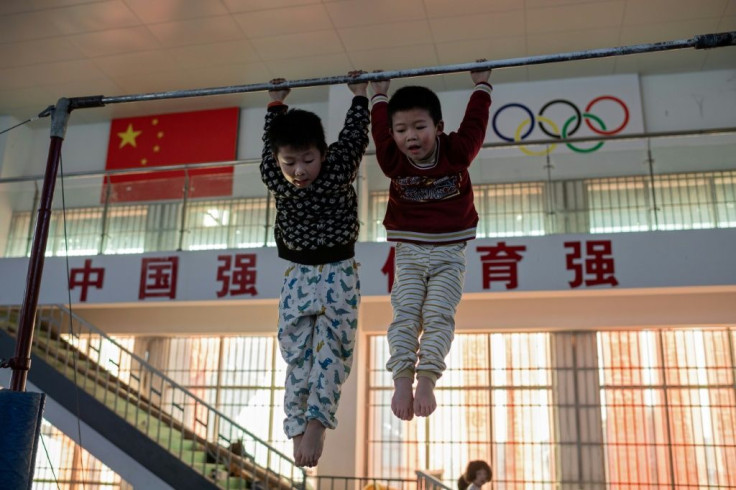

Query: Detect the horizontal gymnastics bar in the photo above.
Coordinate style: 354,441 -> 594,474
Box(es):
66,31 -> 736,110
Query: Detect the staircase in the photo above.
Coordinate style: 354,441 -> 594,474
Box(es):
0,305 -> 306,490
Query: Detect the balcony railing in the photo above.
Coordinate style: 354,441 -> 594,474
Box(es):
1,129 -> 735,257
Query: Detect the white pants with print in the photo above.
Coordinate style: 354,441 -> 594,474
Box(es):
386,242 -> 466,382
277,258 -> 360,438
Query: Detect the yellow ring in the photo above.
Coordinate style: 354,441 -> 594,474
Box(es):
516,116 -> 558,156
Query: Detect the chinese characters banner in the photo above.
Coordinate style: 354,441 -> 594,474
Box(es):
0,229 -> 733,305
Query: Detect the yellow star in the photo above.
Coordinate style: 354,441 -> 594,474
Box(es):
118,123 -> 142,149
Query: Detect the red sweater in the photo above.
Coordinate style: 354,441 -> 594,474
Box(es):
371,84 -> 492,244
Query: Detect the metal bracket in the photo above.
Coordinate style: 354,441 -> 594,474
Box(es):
0,357 -> 31,370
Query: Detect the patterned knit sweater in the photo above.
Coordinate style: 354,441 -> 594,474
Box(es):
260,96 -> 370,265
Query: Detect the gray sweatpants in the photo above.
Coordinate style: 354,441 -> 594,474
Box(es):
385,242 -> 467,383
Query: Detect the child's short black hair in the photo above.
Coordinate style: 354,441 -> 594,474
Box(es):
388,86 -> 443,126
268,109 -> 327,155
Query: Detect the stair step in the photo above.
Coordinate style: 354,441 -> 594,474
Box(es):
204,463 -> 251,490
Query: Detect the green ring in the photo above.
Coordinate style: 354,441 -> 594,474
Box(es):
563,113 -> 606,153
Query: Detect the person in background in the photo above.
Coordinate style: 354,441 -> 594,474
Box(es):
457,460 -> 493,490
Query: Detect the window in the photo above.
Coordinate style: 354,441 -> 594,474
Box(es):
476,182 -> 546,237
587,171 -> 736,233
164,336 -> 288,455
369,191 -> 389,242
367,328 -> 736,487
597,329 -> 736,488
714,174 -> 736,227
34,420 -> 127,489
588,178 -> 651,233
654,174 -> 715,230
367,332 -> 556,488
103,206 -> 148,254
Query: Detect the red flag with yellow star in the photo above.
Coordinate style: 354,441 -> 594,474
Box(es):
104,107 -> 239,202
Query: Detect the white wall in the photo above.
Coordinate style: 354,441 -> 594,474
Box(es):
641,69 -> 736,132
0,116 -> 38,254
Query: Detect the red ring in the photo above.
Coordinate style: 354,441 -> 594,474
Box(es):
584,95 -> 629,135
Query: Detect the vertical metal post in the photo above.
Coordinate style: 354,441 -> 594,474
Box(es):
24,182 -> 40,256
708,174 -> 720,227
177,168 -> 190,251
10,98 -> 71,392
656,330 -> 677,489
98,174 -> 112,254
571,333 -> 584,488
646,140 -> 660,230
544,149 -> 557,234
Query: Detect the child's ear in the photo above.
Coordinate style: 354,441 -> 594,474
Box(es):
437,120 -> 444,133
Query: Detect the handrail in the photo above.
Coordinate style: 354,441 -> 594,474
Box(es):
52,305 -> 285,459
311,475 -> 416,490
1,126 -> 735,185
0,304 -> 306,489
416,470 -> 452,490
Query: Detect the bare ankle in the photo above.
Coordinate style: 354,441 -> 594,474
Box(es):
292,433 -> 304,459
391,376 -> 415,421
295,420 -> 326,467
414,375 -> 437,417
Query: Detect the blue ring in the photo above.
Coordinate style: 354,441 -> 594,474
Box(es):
492,103 -> 535,142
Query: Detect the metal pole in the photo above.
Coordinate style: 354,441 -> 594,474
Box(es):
99,175 -> 112,254
61,32 -> 734,110
177,169 -> 190,251
646,140 -> 660,230
10,98 -> 71,391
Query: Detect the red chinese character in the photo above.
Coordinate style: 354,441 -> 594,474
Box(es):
565,240 -> 619,288
139,257 -> 178,299
68,259 -> 105,302
216,254 -> 258,297
381,246 -> 396,293
477,242 -> 527,290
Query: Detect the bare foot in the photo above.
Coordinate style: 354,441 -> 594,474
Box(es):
295,419 -> 326,467
392,377 -> 414,421
292,433 -> 304,461
414,376 -> 436,417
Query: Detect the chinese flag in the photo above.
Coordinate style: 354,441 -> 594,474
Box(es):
104,107 -> 239,202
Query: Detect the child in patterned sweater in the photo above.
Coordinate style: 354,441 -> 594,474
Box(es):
260,71 -> 370,467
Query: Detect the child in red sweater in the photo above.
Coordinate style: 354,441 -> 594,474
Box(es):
370,66 -> 492,420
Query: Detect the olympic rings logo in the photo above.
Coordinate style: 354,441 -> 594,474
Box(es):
491,96 -> 630,156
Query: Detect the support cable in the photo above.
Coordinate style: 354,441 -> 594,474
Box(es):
59,150 -> 88,489
0,106 -> 53,135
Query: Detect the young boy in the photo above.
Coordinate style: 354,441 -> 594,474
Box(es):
260,71 -> 370,467
370,67 -> 492,421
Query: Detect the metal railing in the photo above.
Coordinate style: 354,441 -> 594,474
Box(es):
416,471 -> 453,490
2,128 -> 736,258
3,167 -> 736,258
0,304 -> 306,490
308,474 -> 451,490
